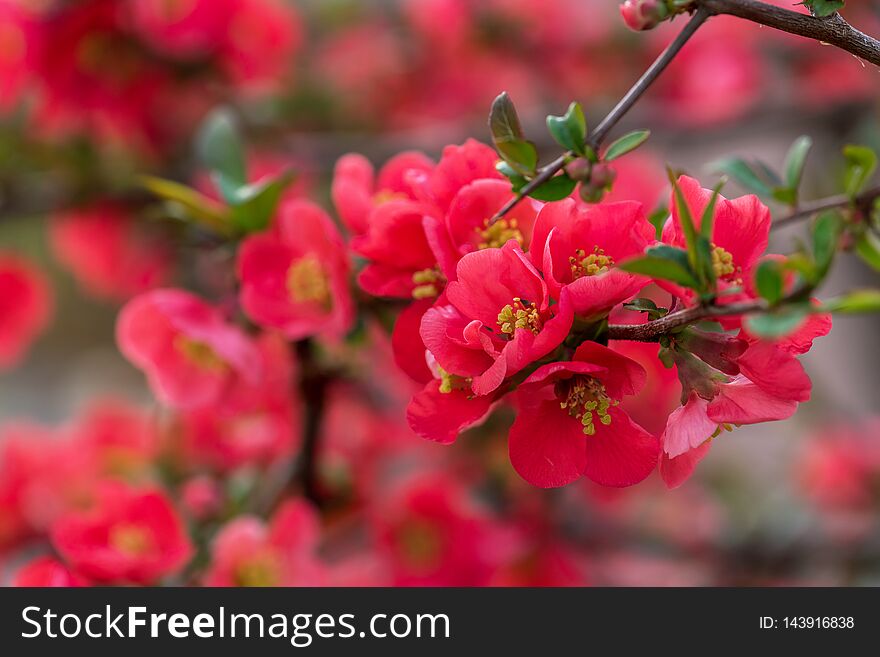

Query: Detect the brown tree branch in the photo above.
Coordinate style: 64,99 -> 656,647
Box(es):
699,0 -> 880,67
606,299 -> 770,342
772,186 -> 880,231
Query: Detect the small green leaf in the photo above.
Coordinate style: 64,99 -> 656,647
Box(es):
196,108 -> 246,189
855,230 -> 880,272
754,259 -> 785,305
812,210 -> 843,280
843,144 -> 877,198
623,298 -> 668,319
228,172 -> 295,233
647,205 -> 668,240
744,305 -> 810,338
546,102 -> 587,155
619,245 -> 700,289
668,171 -> 709,290
527,174 -> 577,201
490,92 -> 538,176
783,135 -> 812,192
803,0 -> 845,18
821,289 -> 880,314
604,130 -> 650,162
699,178 -> 725,240
711,158 -> 772,197
495,161 -> 528,192
139,175 -> 232,236
771,187 -> 798,206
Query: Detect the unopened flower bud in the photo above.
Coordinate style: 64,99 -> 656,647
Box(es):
564,158 -> 592,182
620,0 -> 670,32
577,163 -> 617,204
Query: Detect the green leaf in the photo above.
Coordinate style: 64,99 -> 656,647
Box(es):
744,305 -> 810,338
604,130 -> 650,162
700,178 -> 725,240
647,205 -> 668,240
490,92 -> 538,176
812,211 -> 843,280
711,158 -> 772,197
546,102 -> 587,155
855,230 -> 880,272
527,174 -> 577,201
821,289 -> 880,314
619,245 -> 700,289
783,135 -> 812,192
495,161 -> 528,192
803,0 -> 845,18
668,171 -> 710,290
139,175 -> 232,236
754,259 -> 785,305
228,172 -> 295,233
623,298 -> 668,319
196,108 -> 246,190
771,186 -> 798,206
843,144 -> 877,198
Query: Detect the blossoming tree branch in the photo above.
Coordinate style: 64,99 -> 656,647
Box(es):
132,0 -> 880,505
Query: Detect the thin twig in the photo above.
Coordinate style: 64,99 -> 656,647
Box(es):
699,0 -> 880,67
488,7 -> 710,224
772,186 -> 880,231
606,299 -> 770,342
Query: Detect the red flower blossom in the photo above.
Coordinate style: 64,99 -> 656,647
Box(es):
51,483 -> 193,585
127,0 -> 237,58
659,175 -> 771,302
509,341 -> 659,488
13,557 -> 86,587
531,198 -> 654,318
332,150 -> 435,236
421,240 -> 573,396
0,252 -> 53,370
49,203 -> 170,301
117,288 -> 261,409
180,333 -> 301,471
203,500 -> 324,586
238,199 -> 354,340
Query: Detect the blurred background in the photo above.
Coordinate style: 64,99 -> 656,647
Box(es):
1,0 -> 879,586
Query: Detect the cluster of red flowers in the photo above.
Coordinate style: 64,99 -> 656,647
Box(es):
0,0 -> 300,151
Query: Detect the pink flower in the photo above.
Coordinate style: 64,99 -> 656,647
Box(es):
237,199 -> 354,340
180,333 -> 302,471
13,557 -> 86,587
425,178 -> 541,281
127,0 -> 237,59
423,139 -> 503,213
620,0 -> 669,32
0,2 -> 36,113
49,203 -> 170,301
51,483 -> 193,585
531,198 -> 654,318
509,341 -> 658,488
0,252 -> 53,370
421,240 -> 574,396
332,151 -> 435,236
219,0 -> 303,93
373,474 -> 513,586
203,500 -> 324,586
659,175 -> 771,300
117,288 -> 261,409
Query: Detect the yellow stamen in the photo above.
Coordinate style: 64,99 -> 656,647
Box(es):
435,365 -> 471,394
557,376 -> 618,436
233,554 -> 281,587
374,189 -> 407,204
287,254 -> 331,307
175,336 -> 227,372
411,267 -> 444,300
569,246 -> 614,279
497,297 -> 541,336
478,217 -> 523,250
711,244 -> 739,281
109,524 -> 153,556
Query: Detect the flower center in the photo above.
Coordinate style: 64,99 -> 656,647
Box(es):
233,553 -> 281,587
396,519 -> 443,570
109,524 -> 154,556
435,365 -> 471,394
175,336 -> 227,371
497,298 -> 541,336
556,376 -> 618,436
287,254 -> 330,307
711,244 -> 739,281
478,217 -> 523,250
373,189 -> 407,204
569,247 -> 614,279
411,267 -> 444,300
